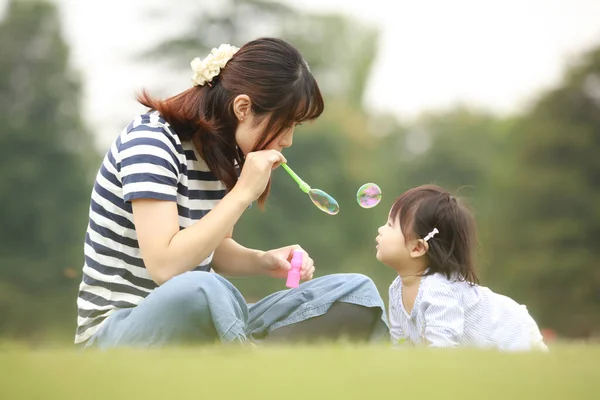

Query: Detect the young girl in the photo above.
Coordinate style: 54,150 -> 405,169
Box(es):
376,184 -> 547,351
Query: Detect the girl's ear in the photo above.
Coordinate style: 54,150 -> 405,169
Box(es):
409,239 -> 429,259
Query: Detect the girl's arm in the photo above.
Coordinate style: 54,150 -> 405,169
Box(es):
422,283 -> 465,347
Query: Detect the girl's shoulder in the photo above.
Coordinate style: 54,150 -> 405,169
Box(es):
424,272 -> 455,288
420,273 -> 472,302
388,275 -> 402,301
427,272 -> 475,288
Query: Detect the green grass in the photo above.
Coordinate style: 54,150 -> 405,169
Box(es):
1,343 -> 599,399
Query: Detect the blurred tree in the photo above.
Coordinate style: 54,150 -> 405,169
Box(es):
231,103 -> 397,298
395,107 -> 509,254
488,47 -> 600,338
280,13 -> 378,108
381,107 -> 504,195
0,0 -> 96,340
141,0 -> 294,64
141,0 -> 378,107
372,107 -> 509,293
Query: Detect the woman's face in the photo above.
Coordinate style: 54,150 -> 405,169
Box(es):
235,113 -> 296,155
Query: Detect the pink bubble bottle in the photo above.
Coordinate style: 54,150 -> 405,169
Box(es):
285,250 -> 303,288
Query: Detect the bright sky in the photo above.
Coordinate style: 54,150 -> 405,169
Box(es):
296,0 -> 600,115
10,0 -> 600,149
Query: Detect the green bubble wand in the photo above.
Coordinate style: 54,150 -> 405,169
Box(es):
281,163 -> 339,215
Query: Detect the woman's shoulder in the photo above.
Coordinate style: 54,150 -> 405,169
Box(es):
117,111 -> 184,153
125,111 -> 179,137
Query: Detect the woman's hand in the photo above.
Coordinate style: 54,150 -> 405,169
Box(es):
258,245 -> 315,281
232,149 -> 286,205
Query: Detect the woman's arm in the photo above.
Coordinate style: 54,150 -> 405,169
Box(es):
132,189 -> 249,285
210,237 -> 266,277
131,149 -> 286,285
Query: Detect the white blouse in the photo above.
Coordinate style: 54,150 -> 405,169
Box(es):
388,273 -> 547,351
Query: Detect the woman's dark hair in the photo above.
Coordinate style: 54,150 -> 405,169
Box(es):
390,184 -> 479,284
137,37 -> 324,207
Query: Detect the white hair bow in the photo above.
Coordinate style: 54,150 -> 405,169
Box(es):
423,228 -> 439,242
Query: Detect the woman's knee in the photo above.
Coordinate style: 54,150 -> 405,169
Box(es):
319,273 -> 383,305
160,271 -> 225,312
319,273 -> 378,290
343,273 -> 377,286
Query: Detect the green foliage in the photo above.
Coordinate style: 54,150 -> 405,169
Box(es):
140,0 -> 378,107
280,13 -> 379,107
0,0 -> 96,339
232,102 -> 397,299
487,48 -> 600,337
140,0 -> 295,64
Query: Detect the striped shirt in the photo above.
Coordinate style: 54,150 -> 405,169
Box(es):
388,273 -> 547,351
75,111 -> 227,344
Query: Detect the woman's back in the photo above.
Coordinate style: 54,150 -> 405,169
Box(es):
75,111 -> 227,344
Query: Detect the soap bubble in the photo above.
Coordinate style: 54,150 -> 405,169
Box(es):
357,183 -> 382,208
308,189 -> 340,215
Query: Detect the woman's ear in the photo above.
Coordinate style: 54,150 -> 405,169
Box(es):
409,239 -> 429,259
233,94 -> 251,122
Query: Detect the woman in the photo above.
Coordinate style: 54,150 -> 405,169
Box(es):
76,37 -> 389,348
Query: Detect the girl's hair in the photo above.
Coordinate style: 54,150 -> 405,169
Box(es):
136,37 -> 324,207
390,184 -> 479,284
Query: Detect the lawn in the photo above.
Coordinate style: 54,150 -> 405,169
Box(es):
1,342 -> 598,399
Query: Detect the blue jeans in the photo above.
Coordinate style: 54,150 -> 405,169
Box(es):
85,272 -> 390,349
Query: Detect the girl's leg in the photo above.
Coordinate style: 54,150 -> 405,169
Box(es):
85,271 -> 248,349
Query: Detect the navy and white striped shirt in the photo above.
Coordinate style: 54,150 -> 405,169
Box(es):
75,111 -> 227,344
389,273 -> 547,351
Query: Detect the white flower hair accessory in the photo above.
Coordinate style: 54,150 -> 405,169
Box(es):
190,44 -> 239,87
423,228 -> 439,242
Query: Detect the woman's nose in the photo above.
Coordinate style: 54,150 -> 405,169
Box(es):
279,130 -> 294,148
280,137 -> 292,148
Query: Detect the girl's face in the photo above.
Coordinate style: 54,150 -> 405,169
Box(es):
235,112 -> 296,155
376,213 -> 412,270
